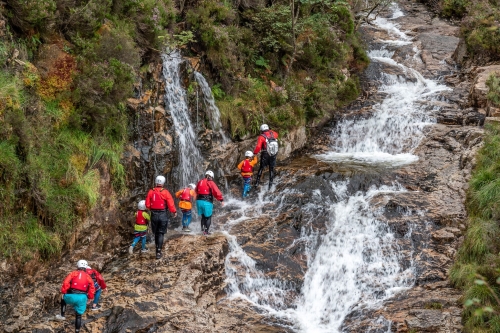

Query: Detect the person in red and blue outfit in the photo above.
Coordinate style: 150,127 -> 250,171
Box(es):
55,259 -> 95,333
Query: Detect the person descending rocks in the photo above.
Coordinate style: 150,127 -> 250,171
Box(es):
253,124 -> 279,189
146,175 -> 177,259
195,170 -> 224,235
175,183 -> 196,232
237,151 -> 258,198
55,259 -> 95,333
129,200 -> 150,254
85,265 -> 107,311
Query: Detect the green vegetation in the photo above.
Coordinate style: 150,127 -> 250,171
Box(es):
425,302 -> 444,310
185,0 -> 368,138
450,122 -> 500,331
0,0 -> 170,263
0,0 -> 367,263
435,0 -> 500,60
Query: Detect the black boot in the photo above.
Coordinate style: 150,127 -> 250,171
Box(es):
255,168 -> 263,186
75,314 -> 82,333
269,168 -> 275,189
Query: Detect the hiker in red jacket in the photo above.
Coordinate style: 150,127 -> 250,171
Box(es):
195,170 -> 224,235
55,259 -> 95,333
85,266 -> 107,311
146,175 -> 177,259
254,124 -> 279,189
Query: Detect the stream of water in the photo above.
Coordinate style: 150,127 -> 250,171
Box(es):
160,3 -> 448,331
162,50 -> 204,187
220,3 -> 448,332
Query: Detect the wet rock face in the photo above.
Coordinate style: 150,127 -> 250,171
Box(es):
4,236 -> 281,333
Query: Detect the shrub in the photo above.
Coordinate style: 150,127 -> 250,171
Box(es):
441,0 -> 470,18
4,0 -> 57,32
58,0 -> 112,38
487,73 -> 500,106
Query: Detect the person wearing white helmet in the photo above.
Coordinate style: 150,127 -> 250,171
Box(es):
129,200 -> 151,254
253,124 -> 279,189
175,183 -> 197,232
55,260 -> 95,333
237,151 -> 258,198
195,170 -> 224,235
146,175 -> 177,259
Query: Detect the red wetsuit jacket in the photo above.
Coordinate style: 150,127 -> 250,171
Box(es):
61,270 -> 95,299
253,130 -> 279,155
196,178 -> 223,203
146,186 -> 177,213
85,268 -> 107,290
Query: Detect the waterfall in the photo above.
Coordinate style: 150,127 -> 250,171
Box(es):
315,7 -> 450,167
193,71 -> 230,143
161,50 -> 203,187
223,3 -> 444,332
294,183 -> 412,332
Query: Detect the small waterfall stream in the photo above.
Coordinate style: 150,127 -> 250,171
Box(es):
161,50 -> 204,186
194,71 -> 230,143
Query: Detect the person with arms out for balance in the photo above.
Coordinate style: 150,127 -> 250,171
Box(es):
253,124 -> 278,189
237,151 -> 258,198
55,259 -> 95,333
146,175 -> 177,259
195,170 -> 223,235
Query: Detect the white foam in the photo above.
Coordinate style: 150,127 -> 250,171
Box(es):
315,151 -> 418,167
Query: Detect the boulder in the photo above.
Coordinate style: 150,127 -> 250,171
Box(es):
470,65 -> 500,108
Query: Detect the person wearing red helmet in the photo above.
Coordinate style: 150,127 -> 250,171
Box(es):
146,175 -> 177,259
253,124 -> 279,189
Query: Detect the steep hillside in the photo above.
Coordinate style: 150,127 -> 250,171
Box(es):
0,0 -> 367,271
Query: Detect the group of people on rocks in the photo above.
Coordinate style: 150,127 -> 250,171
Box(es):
56,124 -> 279,332
129,123 -> 279,260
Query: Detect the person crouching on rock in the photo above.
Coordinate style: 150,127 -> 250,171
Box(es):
237,151 -> 258,198
129,200 -> 150,254
146,175 -> 177,259
55,259 -> 95,333
195,170 -> 224,235
85,265 -> 107,311
175,183 -> 196,232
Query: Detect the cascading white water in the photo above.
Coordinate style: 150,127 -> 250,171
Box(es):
223,3 -> 444,332
162,51 -> 203,186
294,183 -> 412,333
193,71 -> 230,143
316,6 -> 450,167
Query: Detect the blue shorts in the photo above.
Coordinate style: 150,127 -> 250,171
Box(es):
196,200 -> 213,217
64,293 -> 88,315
